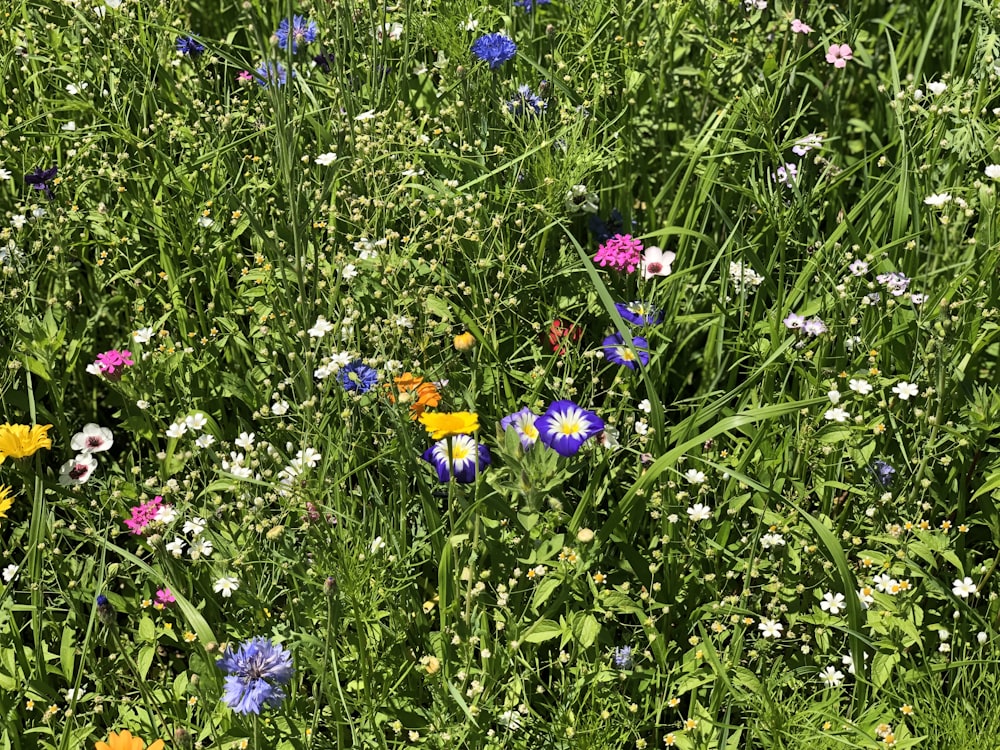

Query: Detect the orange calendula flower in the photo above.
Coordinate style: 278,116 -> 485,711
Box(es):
0,423 -> 53,464
95,730 -> 165,750
418,411 -> 479,439
388,373 -> 442,419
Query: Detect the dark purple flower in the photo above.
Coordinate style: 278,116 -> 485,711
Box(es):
615,301 -> 664,326
217,637 -> 294,715
471,33 -> 517,70
274,15 -> 318,53
536,400 -> 604,457
422,435 -> 491,483
24,165 -> 57,200
176,36 -> 205,56
602,333 -> 650,369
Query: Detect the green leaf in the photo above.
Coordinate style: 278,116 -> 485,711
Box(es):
137,645 -> 156,681
571,613 -> 601,649
522,618 -> 563,643
59,628 -> 75,686
138,615 -> 156,643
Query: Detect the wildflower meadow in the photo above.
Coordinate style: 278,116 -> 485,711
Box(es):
2,0 -> 1000,747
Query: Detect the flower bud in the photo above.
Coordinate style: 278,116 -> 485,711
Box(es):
453,332 -> 476,352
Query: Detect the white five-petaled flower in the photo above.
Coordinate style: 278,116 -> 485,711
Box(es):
185,412 -> 208,431
2,564 -> 19,583
923,193 -> 951,207
272,400 -> 290,415
315,152 -> 337,166
133,327 -> 154,344
952,577 -> 977,598
154,505 -> 178,524
213,576 -> 239,598
892,381 -> 919,400
189,538 -> 213,559
235,432 -> 255,450
70,423 -> 114,454
183,517 -> 207,536
165,537 -> 186,557
309,315 -> 335,339
638,398 -> 652,414
641,246 -> 676,280
819,665 -> 844,687
758,618 -> 783,638
686,503 -> 712,522
195,434 -> 215,449
985,164 -> 1000,180
824,407 -> 850,423
165,422 -> 187,439
370,536 -> 386,553
684,469 -> 706,485
849,378 -> 873,395
761,533 -> 785,549
820,591 -> 846,615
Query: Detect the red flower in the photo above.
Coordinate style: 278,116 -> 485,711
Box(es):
546,319 -> 583,355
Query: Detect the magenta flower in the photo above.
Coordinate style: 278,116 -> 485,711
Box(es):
156,588 -> 176,605
124,496 -> 163,535
790,19 -> 812,34
90,349 -> 135,379
826,44 -> 853,68
594,234 -> 643,273
237,70 -> 253,83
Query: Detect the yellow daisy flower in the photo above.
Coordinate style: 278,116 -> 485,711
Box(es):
418,411 -> 479,439
0,423 -> 53,464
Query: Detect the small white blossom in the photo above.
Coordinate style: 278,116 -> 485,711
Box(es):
684,469 -> 706,485
165,537 -> 186,557
315,152 -> 337,165
184,412 -> 208,431
183,517 -> 207,536
686,503 -> 712,522
2,564 -> 19,583
952,577 -> 977,598
820,591 -> 846,615
892,381 -> 919,400
824,407 -> 850,423
849,379 -> 873,395
819,665 -> 844,687
213,576 -> 240,598
165,422 -> 187,439
758,619 -> 783,638
923,193 -> 951,207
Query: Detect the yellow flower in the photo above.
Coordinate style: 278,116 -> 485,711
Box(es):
453,332 -> 476,352
0,485 -> 14,519
0,423 -> 53,464
95,730 -> 165,750
418,411 -> 479,439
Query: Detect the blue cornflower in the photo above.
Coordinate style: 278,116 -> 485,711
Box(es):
471,33 -> 517,70
536,400 -> 604,457
500,407 -> 539,449
255,61 -> 290,88
602,332 -> 650,369
274,15 -> 318,53
422,435 -> 491,483
613,646 -> 633,669
176,36 -> 205,56
96,594 -> 115,625
217,637 -> 294,715
339,360 -> 378,393
507,84 -> 546,117
870,460 -> 896,488
514,0 -> 551,10
615,301 -> 664,326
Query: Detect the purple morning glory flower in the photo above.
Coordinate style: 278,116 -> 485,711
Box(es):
422,435 -> 491,483
217,637 -> 294,715
602,332 -> 650,369
535,400 -> 604,457
471,33 -> 517,70
500,407 -> 539,448
615,301 -> 664,326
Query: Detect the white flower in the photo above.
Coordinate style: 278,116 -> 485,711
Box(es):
978,631 -> 988,644
598,427 -> 620,450
857,586 -> 875,608
11,214 -> 26,230
154,505 -> 177,524
2,564 -> 19,583
873,573 -> 897,593
761,533 -> 785,549
165,422 -> 187,439
295,447 -> 322,468
185,412 -> 208,431
927,81 -> 947,95
105,0 -> 122,8
463,15 -> 479,31
849,379 -> 873,395
758,618 -> 783,638
819,665 -> 844,687
824,408 -> 850,423
641,246 -> 676,279
197,216 -> 214,229
923,192 -> 951,207
271,400 -> 290,416
235,432 -> 255,450
355,109 -> 376,121
684,469 -> 706,485
195,434 -> 215,449
59,454 -> 98,486
67,82 -> 89,95
62,121 -> 77,131
136,399 -> 150,410
308,315 -> 335,339
370,536 -> 386,553
827,389 -> 841,404
222,452 -> 253,479
0,168 -> 11,180
634,420 -> 648,436
183,517 -> 206,536
820,591 -> 846,615
952,577 -> 977,598
133,327 -> 154,344
189,538 -> 213,558
686,503 -> 712,522
394,315 -> 414,329
71,423 -> 113,453
342,263 -> 358,280
165,537 -> 186,557
213,576 -> 239,598
315,152 -> 337,165
841,653 -> 868,675
498,709 -> 522,731
32,208 -> 46,219
892,381 -> 919,400
65,684 -> 88,701
638,398 -> 652,413
985,164 -> 1000,180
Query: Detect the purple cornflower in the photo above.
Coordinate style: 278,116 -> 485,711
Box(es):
217,637 -> 294,715
615,301 -> 664,326
613,646 -> 633,669
96,594 -> 115,625
255,61 -> 290,88
471,33 -> 517,70
507,84 -> 546,116
124,496 -> 163,535
602,333 -> 650,369
422,435 -> 491,483
870,460 -> 896,488
176,36 -> 205,56
500,407 -> 540,449
339,360 -> 378,393
535,400 -> 604,457
24,165 -> 57,200
274,15 -> 318,53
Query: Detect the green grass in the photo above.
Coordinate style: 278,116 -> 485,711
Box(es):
0,0 -> 999,748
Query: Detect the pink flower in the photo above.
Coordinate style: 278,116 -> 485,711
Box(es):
594,234 -> 643,273
156,588 -> 176,605
826,44 -> 853,68
124,496 -> 163,535
91,349 -> 135,380
790,19 -> 812,34
237,70 -> 253,83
